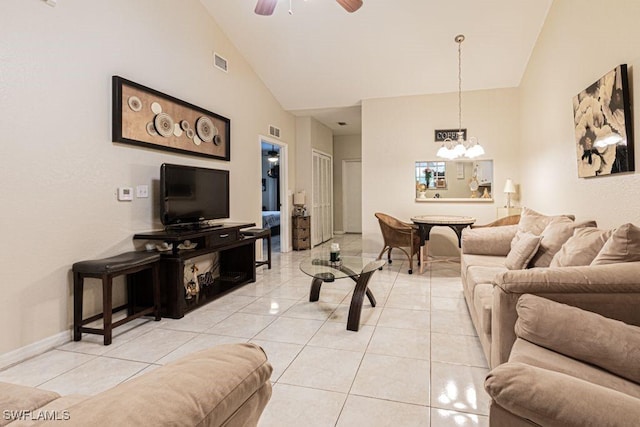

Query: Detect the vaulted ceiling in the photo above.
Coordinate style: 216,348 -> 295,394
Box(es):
200,0 -> 553,135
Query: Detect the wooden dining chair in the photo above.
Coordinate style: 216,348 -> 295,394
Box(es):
374,212 -> 421,274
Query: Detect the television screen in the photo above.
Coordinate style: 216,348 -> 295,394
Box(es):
160,163 -> 229,226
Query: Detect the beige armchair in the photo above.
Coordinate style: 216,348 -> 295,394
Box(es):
374,212 -> 420,274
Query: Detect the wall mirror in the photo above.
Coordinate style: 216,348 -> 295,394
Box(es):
414,160 -> 493,202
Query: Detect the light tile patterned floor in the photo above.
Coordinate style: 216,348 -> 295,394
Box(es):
0,234 -> 489,426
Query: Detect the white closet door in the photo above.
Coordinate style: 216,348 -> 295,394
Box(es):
312,150 -> 333,246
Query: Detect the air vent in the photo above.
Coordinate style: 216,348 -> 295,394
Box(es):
214,53 -> 228,72
268,125 -> 281,138
337,122 -> 348,126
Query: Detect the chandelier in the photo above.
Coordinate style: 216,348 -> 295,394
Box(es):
437,35 -> 485,160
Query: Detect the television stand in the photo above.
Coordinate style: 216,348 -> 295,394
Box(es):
133,222 -> 256,318
165,222 -> 224,232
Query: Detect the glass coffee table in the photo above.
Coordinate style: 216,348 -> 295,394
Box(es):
299,256 -> 385,331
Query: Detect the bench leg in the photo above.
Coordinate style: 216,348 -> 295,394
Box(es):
152,263 -> 161,321
266,235 -> 272,269
102,275 -> 113,346
73,272 -> 83,342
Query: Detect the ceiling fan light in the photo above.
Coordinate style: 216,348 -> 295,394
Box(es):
336,0 -> 363,13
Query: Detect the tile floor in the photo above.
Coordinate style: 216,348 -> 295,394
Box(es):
0,234 -> 489,426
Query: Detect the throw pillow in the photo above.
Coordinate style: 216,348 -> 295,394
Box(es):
591,223 -> 640,265
505,232 -> 542,270
511,207 -> 575,246
529,219 -> 598,268
550,227 -> 613,267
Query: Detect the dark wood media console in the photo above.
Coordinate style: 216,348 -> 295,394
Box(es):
133,222 -> 256,318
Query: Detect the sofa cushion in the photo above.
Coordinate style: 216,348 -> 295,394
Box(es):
462,225 -> 517,256
57,343 -> 272,427
485,362 -> 640,427
529,219 -> 597,268
461,254 -> 505,285
510,338 -> 640,400
473,283 -> 493,335
505,232 -> 541,270
591,223 -> 640,265
515,294 -> 640,384
516,207 -> 575,237
550,227 -> 612,267
464,265 -> 505,297
0,383 -> 61,427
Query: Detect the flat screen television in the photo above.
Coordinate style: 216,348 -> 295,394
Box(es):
160,163 -> 229,227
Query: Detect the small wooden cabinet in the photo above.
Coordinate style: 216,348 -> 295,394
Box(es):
292,216 -> 311,250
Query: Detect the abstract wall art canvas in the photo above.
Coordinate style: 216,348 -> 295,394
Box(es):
573,64 -> 634,178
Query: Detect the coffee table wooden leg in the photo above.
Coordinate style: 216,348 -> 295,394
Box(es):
309,277 -> 323,302
347,293 -> 364,332
347,272 -> 376,331
365,288 -> 376,307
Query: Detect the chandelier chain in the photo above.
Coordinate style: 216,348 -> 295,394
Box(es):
458,39 -> 462,133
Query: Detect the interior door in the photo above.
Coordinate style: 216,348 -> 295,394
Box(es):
343,159 -> 362,233
312,150 -> 333,246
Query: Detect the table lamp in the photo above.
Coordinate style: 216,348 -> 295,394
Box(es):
504,179 -> 516,209
293,191 -> 306,216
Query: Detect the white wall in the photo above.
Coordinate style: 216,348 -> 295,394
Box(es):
0,0 -> 294,355
361,88 -> 521,256
519,0 -> 640,227
333,134 -> 362,233
295,116 -> 333,201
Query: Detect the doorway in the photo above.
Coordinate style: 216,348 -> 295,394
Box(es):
260,137 -> 290,253
312,149 -> 333,246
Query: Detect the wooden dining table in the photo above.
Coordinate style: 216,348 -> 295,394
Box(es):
410,215 -> 476,273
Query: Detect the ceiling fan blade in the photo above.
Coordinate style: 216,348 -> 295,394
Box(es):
255,0 -> 278,16
336,0 -> 363,13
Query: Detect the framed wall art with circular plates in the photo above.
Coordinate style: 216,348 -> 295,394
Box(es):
112,75 -> 231,161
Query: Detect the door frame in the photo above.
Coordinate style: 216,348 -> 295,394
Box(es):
311,148 -> 333,247
259,135 -> 290,253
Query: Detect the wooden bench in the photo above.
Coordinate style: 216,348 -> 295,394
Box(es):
241,228 -> 272,269
73,251 -> 161,345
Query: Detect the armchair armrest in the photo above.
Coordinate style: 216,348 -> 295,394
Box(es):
485,362 -> 640,427
461,224 -> 517,256
490,262 -> 640,367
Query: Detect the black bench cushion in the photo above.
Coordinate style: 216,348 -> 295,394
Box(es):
241,228 -> 271,237
72,251 -> 161,274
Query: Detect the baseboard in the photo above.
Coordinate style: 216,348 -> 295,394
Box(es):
333,230 -> 345,235
0,330 -> 71,370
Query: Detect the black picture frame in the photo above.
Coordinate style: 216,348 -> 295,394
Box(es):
573,64 -> 634,177
112,76 -> 231,161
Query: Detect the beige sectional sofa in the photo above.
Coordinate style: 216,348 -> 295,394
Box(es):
461,208 -> 640,368
0,343 -> 272,426
485,294 -> 640,427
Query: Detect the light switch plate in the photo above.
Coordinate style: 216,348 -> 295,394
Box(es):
118,187 -> 133,201
136,185 -> 149,198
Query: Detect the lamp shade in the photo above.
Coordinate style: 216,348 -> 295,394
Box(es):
293,191 -> 305,206
503,179 -> 516,194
